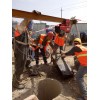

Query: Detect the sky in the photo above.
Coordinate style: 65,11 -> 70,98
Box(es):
12,0 -> 87,25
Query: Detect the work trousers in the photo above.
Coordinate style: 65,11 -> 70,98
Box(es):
52,43 -> 63,59
75,66 -> 87,98
53,43 -> 63,53
35,47 -> 47,65
13,42 -> 28,84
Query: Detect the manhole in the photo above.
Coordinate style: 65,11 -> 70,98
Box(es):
37,78 -> 62,100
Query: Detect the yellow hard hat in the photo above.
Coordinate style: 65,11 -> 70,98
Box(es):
73,38 -> 82,44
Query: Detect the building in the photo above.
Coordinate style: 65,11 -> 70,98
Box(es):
32,23 -> 47,39
12,20 -> 18,28
69,23 -> 87,43
71,23 -> 87,35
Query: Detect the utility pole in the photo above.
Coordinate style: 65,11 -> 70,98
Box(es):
61,8 -> 63,18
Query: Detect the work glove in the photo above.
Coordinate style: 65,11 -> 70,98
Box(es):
40,45 -> 43,48
61,53 -> 66,58
38,44 -> 43,48
61,50 -> 65,53
61,50 -> 66,58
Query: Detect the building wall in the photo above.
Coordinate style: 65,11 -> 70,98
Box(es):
33,23 -> 46,34
32,23 -> 46,39
71,23 -> 87,35
12,21 -> 18,28
68,23 -> 87,44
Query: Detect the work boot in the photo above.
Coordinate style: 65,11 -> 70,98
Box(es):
12,74 -> 25,89
13,83 -> 25,89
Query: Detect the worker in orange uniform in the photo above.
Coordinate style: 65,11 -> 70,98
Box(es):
33,31 -> 54,66
12,19 -> 38,89
53,19 -> 71,54
62,38 -> 87,100
53,26 -> 66,54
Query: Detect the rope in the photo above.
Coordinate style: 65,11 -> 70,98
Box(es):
14,43 -> 51,64
15,40 -> 28,45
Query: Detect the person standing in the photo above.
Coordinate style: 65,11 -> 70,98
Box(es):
12,19 -> 36,89
62,38 -> 87,100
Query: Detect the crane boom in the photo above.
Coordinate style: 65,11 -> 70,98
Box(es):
12,9 -> 66,23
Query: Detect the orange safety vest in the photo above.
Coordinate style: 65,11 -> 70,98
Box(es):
39,34 -> 46,44
36,34 -> 50,51
14,30 -> 20,37
54,34 -> 65,46
75,45 -> 87,66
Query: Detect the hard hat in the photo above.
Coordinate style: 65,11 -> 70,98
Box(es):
47,31 -> 54,40
73,38 -> 82,44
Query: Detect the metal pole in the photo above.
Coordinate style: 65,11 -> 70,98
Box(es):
75,24 -> 80,38
61,8 -> 62,18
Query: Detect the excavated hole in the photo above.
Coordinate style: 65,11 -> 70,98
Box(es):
37,78 -> 62,100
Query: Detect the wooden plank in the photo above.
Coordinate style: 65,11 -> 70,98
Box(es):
12,9 -> 65,23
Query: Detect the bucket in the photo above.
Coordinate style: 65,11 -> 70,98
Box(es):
37,78 -> 62,100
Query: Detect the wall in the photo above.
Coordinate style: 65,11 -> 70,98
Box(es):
71,23 -> 87,35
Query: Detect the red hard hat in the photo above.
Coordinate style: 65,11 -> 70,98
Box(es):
47,31 -> 54,40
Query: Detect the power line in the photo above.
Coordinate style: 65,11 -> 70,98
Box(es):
42,1 -> 87,13
63,5 -> 87,11
42,5 -> 86,17
63,3 -> 87,10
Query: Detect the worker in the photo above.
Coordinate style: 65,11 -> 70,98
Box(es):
61,38 -> 87,100
12,19 -> 37,89
52,25 -> 67,58
53,19 -> 71,54
33,31 -> 54,66
25,20 -> 36,68
27,20 -> 34,31
54,30 -> 65,50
